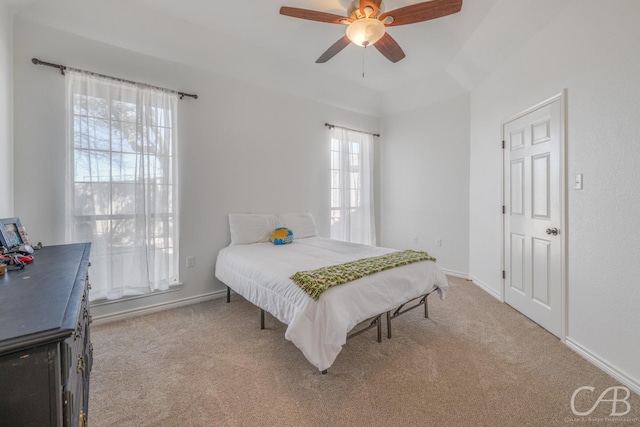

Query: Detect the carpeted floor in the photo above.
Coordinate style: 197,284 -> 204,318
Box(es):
88,276 -> 639,426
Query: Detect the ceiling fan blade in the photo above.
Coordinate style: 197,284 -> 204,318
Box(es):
280,7 -> 349,24
380,0 -> 462,27
316,36 -> 351,63
374,33 -> 406,63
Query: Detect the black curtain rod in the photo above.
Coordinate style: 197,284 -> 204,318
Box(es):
324,122 -> 380,137
31,58 -> 198,100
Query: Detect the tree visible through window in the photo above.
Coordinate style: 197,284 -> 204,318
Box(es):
330,127 -> 376,245
66,70 -> 179,300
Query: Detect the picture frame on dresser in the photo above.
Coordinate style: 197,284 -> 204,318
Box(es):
0,217 -> 25,250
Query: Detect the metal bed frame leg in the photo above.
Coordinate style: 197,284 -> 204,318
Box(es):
386,292 -> 433,339
228,283 -> 398,372
346,314 -> 383,342
226,286 -> 267,331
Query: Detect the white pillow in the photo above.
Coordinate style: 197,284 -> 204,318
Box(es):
228,213 -> 276,245
276,212 -> 318,239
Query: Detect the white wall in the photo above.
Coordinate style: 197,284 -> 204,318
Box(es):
469,1 -> 640,391
380,94 -> 470,276
0,1 -> 13,218
12,19 -> 379,318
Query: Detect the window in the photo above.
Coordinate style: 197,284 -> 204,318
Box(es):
66,70 -> 179,300
330,127 -> 376,245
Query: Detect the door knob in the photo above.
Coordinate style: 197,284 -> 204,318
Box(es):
546,228 -> 559,236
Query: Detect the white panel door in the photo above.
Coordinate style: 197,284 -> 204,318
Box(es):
503,95 -> 564,338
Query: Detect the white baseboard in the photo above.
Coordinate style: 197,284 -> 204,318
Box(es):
442,269 -> 469,279
92,289 -> 227,325
565,337 -> 640,396
468,275 -> 503,301
467,278 -> 640,396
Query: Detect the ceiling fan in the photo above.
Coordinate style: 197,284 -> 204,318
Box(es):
280,0 -> 463,63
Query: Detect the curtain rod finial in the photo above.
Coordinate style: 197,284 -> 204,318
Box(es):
31,58 -> 39,65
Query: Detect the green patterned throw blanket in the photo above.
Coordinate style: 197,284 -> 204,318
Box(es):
290,250 -> 436,301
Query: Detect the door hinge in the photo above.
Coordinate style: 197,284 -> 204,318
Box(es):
502,205 -> 505,214
502,140 -> 505,149
502,270 -> 506,279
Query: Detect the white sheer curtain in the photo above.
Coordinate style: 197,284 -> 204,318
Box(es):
65,70 -> 179,300
330,127 -> 376,245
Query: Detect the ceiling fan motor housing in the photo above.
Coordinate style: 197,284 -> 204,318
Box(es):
348,0 -> 385,20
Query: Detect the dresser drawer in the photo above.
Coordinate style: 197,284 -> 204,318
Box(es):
63,373 -> 86,427
60,259 -> 92,427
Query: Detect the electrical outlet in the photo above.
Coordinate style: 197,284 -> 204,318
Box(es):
186,256 -> 195,268
436,239 -> 442,247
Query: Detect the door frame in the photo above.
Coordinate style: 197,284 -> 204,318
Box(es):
501,90 -> 568,342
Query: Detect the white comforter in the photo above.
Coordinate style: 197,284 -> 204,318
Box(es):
215,237 -> 448,371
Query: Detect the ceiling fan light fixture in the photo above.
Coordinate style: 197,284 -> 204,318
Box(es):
346,18 -> 385,47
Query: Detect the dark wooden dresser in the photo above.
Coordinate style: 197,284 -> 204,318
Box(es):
0,243 -> 92,427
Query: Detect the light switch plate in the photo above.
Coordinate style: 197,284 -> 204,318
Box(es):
574,174 -> 583,190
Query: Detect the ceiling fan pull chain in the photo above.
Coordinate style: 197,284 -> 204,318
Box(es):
362,47 -> 366,78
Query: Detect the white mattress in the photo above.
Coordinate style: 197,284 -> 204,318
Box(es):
215,237 -> 448,371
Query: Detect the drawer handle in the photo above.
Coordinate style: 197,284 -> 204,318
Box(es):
83,308 -> 93,324
77,355 -> 85,373
74,323 -> 83,340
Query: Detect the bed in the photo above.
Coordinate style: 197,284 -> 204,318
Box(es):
214,213 -> 448,372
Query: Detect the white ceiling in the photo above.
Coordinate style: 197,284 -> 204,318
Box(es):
9,0 -> 571,115
123,0 -> 498,92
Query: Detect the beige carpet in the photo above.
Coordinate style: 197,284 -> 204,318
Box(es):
89,277 -> 639,426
